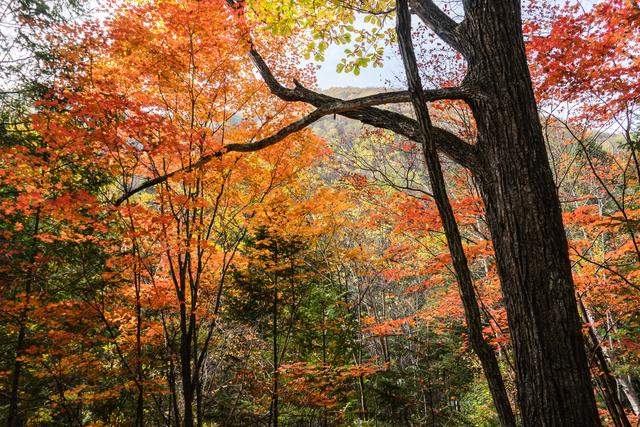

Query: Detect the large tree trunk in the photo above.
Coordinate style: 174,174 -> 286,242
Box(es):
462,2 -> 600,424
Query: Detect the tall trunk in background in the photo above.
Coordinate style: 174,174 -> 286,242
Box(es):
322,304 -> 328,427
193,318 -> 202,427
134,260 -> 145,427
167,358 -> 181,426
355,279 -> 368,421
179,299 -> 194,427
395,1 -> 515,425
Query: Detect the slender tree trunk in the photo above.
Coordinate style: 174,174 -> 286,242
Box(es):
8,323 -> 27,427
395,2 -> 515,425
460,2 -> 599,424
354,280 -> 368,421
602,310 -> 640,416
322,304 -> 328,427
168,358 -> 181,427
195,370 -> 203,427
619,376 -> 640,416
580,299 -> 636,422
193,324 -> 202,427
135,304 -> 144,426
134,258 -> 145,427
7,208 -> 40,427
579,300 -> 630,427
381,291 -> 390,364
136,385 -> 144,427
271,247 -> 279,427
180,307 -> 194,427
8,319 -> 27,427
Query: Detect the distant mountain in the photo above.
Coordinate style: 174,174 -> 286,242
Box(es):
311,87 -> 410,143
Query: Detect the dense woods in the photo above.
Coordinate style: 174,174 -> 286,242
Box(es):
1,0 -> 639,425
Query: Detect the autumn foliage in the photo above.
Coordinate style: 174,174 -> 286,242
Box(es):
1,0 -> 639,425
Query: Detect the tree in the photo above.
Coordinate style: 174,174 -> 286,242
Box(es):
7,0 -> 332,424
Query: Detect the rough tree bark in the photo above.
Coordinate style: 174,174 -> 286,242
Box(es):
395,1 -> 515,425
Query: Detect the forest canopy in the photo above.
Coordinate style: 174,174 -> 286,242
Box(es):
0,0 -> 639,426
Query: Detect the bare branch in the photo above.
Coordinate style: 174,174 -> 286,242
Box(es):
250,48 -> 479,170
249,49 -> 471,105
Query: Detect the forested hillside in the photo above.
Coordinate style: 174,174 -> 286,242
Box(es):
1,0 -> 638,426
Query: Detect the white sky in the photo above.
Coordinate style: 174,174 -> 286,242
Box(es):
315,42 -> 404,89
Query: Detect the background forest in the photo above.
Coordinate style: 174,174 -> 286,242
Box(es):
0,0 -> 639,426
